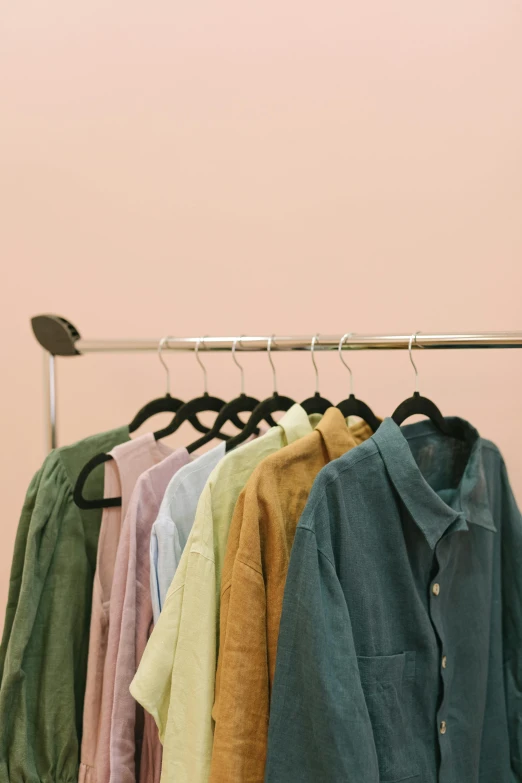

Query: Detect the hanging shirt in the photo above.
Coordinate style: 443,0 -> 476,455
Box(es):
130,404 -> 317,783
109,448 -> 192,783
209,408 -> 372,783
265,417 -> 522,783
150,441 -> 226,623
80,434 -> 173,783
0,426 -> 129,783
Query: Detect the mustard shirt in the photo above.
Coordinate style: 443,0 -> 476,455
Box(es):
210,408 -> 372,783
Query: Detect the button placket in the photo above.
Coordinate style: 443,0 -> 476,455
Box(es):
429,543 -> 450,759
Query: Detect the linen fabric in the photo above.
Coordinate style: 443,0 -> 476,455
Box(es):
131,404 -> 317,783
210,408 -> 372,783
150,442 -> 226,623
80,435 -> 174,783
0,426 -> 129,783
265,417 -> 522,783
109,448 -> 192,783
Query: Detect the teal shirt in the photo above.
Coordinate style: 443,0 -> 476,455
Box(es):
0,426 -> 129,783
265,418 -> 522,783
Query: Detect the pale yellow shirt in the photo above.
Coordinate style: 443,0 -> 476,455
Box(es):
130,404 -> 316,783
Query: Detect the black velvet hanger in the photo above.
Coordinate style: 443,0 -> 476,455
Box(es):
129,336 -> 227,438
186,341 -> 278,453
300,336 -> 334,415
391,333 -> 452,435
337,394 -> 380,432
301,391 -> 334,415
74,453 -> 117,510
224,392 -> 295,452
151,392 -> 248,440
336,333 -> 380,432
187,393 -> 268,453
392,392 -> 452,434
224,336 -> 296,452
128,393 -> 227,439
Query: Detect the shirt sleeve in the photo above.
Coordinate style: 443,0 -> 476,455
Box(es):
160,546 -> 216,783
130,482 -> 213,768
144,479 -> 216,783
500,460 -> 522,778
150,523 -> 161,625
0,457 -> 91,783
210,490 -> 270,783
130,537 -> 189,741
0,467 -> 41,685
97,510 -> 132,783
264,517 -> 380,782
109,484 -> 149,783
152,513 -> 182,623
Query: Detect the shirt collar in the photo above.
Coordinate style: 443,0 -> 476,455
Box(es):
372,417 -> 496,549
277,403 -> 315,446
316,407 -> 373,461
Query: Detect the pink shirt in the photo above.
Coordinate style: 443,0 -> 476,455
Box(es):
80,435 -> 173,783
109,448 -> 192,783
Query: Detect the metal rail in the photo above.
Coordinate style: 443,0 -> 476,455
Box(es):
75,332 -> 522,353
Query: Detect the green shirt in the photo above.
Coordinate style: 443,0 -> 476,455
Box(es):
0,426 -> 129,783
265,418 -> 522,783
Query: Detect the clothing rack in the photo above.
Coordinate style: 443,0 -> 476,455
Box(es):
32,314 -> 522,451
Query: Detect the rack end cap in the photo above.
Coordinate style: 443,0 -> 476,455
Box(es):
31,315 -> 82,356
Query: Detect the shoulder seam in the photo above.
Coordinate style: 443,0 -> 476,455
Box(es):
317,547 -> 336,569
166,580 -> 185,598
297,526 -> 336,569
235,555 -> 263,577
188,546 -> 216,565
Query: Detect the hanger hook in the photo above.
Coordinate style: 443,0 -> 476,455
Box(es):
311,334 -> 320,394
158,336 -> 173,396
267,335 -> 278,393
232,336 -> 245,395
409,331 -> 422,394
195,337 -> 209,394
339,333 -> 354,396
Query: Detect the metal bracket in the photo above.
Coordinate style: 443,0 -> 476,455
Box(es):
31,314 -> 83,451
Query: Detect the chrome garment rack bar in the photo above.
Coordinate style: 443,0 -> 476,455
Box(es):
31,315 -> 522,450
76,332 -> 522,352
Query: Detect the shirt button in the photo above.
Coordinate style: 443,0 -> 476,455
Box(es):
442,655 -> 447,669
440,720 -> 447,735
432,583 -> 440,596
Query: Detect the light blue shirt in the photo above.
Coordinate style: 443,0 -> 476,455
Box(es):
149,441 -> 226,623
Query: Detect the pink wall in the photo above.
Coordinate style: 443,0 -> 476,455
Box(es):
2,0 -> 522,629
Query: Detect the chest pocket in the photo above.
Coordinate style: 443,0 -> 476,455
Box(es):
357,651 -> 420,783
